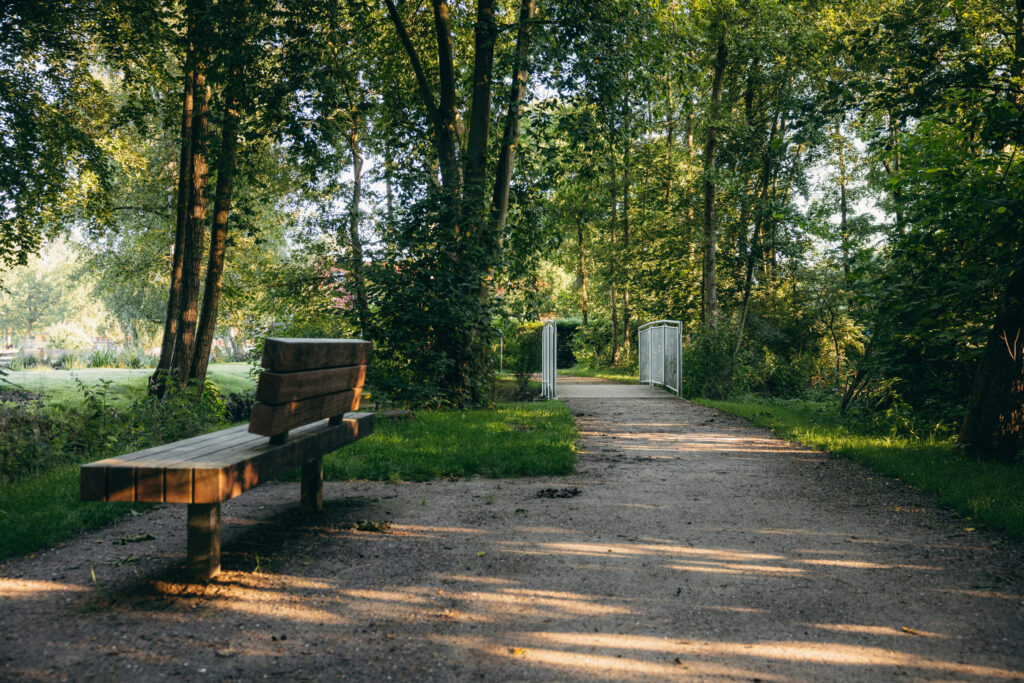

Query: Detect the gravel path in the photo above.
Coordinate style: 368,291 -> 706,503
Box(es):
1,377 -> 1023,681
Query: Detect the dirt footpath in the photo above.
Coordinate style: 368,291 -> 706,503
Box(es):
2,377 -> 1023,681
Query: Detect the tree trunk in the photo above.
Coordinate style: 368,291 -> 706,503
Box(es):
957,253 -> 1024,462
431,0 -> 462,202
461,0 -> 497,226
346,117 -> 370,338
189,74 -> 241,385
577,216 -> 588,324
489,0 -> 535,237
702,18 -> 727,329
958,4 -> 1024,461
609,158 -> 619,365
622,94 -> 632,358
151,35 -> 196,395
169,52 -> 210,387
837,125 -> 850,280
731,113 -> 778,372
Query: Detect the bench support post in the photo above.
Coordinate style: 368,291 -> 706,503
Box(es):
301,456 -> 323,512
187,503 -> 221,580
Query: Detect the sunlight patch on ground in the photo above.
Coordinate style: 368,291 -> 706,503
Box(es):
799,558 -> 940,571
0,578 -> 88,598
802,622 -> 949,639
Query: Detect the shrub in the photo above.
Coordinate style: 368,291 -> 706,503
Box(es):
570,319 -> 615,367
680,326 -> 740,400
508,323 -> 542,400
116,347 -> 157,369
0,380 -> 233,485
87,348 -> 118,368
54,352 -> 86,371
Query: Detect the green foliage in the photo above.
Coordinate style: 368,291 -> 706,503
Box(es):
86,348 -> 118,368
0,375 -> 238,485
570,319 -> 616,367
681,326 -> 739,400
319,402 -> 577,482
506,323 -> 542,400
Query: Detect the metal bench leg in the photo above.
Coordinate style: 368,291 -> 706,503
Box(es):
187,503 -> 221,580
301,455 -> 323,512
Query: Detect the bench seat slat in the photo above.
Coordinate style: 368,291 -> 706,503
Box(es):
256,364 -> 366,404
81,413 -> 373,504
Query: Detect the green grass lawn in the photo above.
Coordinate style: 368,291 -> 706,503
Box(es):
0,362 -> 255,402
0,399 -> 577,561
322,401 -> 577,481
559,365 -> 637,383
699,398 -> 1024,541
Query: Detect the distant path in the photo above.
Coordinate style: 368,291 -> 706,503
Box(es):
1,377 -> 1023,680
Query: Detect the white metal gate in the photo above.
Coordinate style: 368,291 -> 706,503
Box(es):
541,320 -> 557,399
639,320 -> 681,396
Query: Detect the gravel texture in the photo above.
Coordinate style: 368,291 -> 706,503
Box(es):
1,377 -> 1023,681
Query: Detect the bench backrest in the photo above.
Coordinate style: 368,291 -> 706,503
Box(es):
248,338 -> 370,442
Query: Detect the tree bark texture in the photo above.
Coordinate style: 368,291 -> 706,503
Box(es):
169,57 -> 210,386
577,216 -> 588,324
190,73 -> 241,385
462,0 -> 497,226
610,158 -> 619,364
490,0 -> 535,236
622,107 -> 632,358
702,18 -> 727,329
152,47 -> 195,396
346,117 -> 371,338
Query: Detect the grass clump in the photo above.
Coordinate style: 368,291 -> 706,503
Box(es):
699,398 -> 1024,541
322,401 -> 577,482
0,465 -> 150,559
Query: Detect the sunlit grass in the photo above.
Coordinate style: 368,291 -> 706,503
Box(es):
321,402 -> 578,482
0,362 -> 255,403
699,398 -> 1024,540
560,365 -> 637,384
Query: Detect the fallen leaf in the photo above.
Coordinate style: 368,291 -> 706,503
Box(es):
510,647 -> 527,656
476,551 -> 486,557
115,533 -> 155,545
901,626 -> 923,636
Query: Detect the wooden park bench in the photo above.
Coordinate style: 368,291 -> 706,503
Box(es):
0,347 -> 16,368
80,338 -> 374,579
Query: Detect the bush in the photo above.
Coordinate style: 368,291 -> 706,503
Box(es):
116,347 -> 157,369
87,348 -> 118,368
570,319 -> 615,367
0,380 -> 233,485
508,323 -> 542,400
680,326 -> 740,400
54,352 -> 86,371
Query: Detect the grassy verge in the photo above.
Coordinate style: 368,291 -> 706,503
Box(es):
0,465 -> 150,560
0,400 -> 577,561
559,365 -> 637,383
322,401 -> 577,481
699,398 -> 1024,540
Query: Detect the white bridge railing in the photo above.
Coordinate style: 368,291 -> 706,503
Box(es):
639,320 -> 681,396
541,320 -> 557,399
